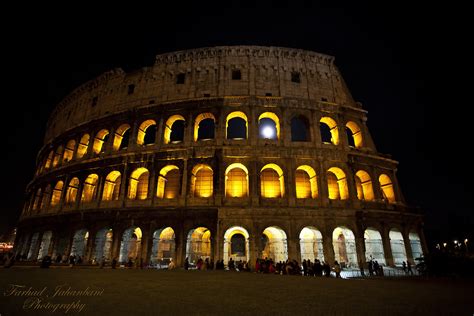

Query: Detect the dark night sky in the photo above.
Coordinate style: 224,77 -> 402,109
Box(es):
2,2 -> 472,245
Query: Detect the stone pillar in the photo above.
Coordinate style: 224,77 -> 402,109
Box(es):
85,229 -> 97,263
322,233 -> 335,265
402,230 -> 415,265
140,227 -> 152,267
419,227 -> 429,256
175,226 -> 187,267
148,163 -> 157,202
287,236 -> 299,262
355,235 -> 366,270
31,232 -> 43,261
215,108 -> 224,146
128,120 -> 139,151
111,227 -> 124,263
180,159 -> 188,205
286,158 -> 296,206
120,162 -> 129,206
313,111 -> 322,148
49,233 -> 60,258
381,227 -> 394,267
248,235 -> 259,270
319,161 -> 329,207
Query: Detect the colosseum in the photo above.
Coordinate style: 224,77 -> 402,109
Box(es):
14,45 -> 427,270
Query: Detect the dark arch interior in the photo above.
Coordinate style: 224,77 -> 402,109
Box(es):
227,117 -> 246,139
346,127 -> 356,147
197,118 -> 215,140
144,125 -> 157,145
119,129 -> 130,150
320,123 -> 332,143
170,120 -> 185,142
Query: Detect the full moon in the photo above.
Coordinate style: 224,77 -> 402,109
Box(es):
262,126 -> 275,139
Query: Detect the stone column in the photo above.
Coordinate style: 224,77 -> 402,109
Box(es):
381,227 -> 394,267
287,236 -> 299,262
84,229 -> 97,263
355,234 -> 366,270
248,235 -> 259,270
140,227 -> 152,267
111,226 -> 124,263
402,230 -> 415,265
175,226 -> 187,267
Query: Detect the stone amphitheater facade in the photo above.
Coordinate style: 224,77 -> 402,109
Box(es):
14,46 -> 426,269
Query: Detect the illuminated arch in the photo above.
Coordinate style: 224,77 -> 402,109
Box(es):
379,174 -> 396,203
63,139 -> 76,163
102,171 -> 121,201
128,168 -> 149,200
93,228 -> 113,262
137,120 -> 157,146
150,227 -> 176,266
320,117 -> 339,145
327,167 -> 348,200
164,115 -> 185,144
346,121 -> 363,148
295,165 -> 318,199
389,229 -> 407,266
364,228 -> 386,264
355,170 -> 375,201
409,232 -> 423,260
258,112 -> 280,140
44,151 -> 53,170
113,124 -> 131,150
194,113 -> 216,141
70,229 -> 89,258
299,227 -> 324,261
225,163 -> 249,198
119,227 -> 142,263
261,226 -> 288,262
186,227 -> 211,264
76,134 -> 90,159
156,165 -> 180,199
93,129 -> 110,154
332,227 -> 358,267
52,146 -> 63,167
226,111 -> 248,139
37,231 -> 52,260
81,174 -> 99,203
65,177 -> 80,204
260,164 -> 284,198
223,226 -> 250,264
291,115 -> 310,142
191,164 -> 213,198
50,181 -> 64,207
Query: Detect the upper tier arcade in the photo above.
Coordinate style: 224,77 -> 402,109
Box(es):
45,46 -> 359,143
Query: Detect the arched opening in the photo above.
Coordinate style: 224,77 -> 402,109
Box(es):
156,165 -> 180,199
44,151 -> 53,170
128,168 -> 149,200
93,228 -> 113,263
41,185 -> 51,210
102,171 -> 121,201
186,227 -> 211,266
27,232 -> 40,260
194,113 -> 215,141
379,174 -> 396,203
225,163 -> 249,198
260,164 -> 284,198
32,188 -> 42,212
81,174 -> 99,203
93,129 -> 110,154
65,177 -> 80,205
70,229 -> 89,259
355,170 -> 375,201
295,165 -> 318,199
113,124 -> 131,150
389,229 -> 407,266
291,115 -> 310,142
332,227 -> 358,268
52,146 -> 63,167
364,228 -> 386,265
409,232 -> 424,260
150,227 -> 175,267
299,227 -> 324,262
137,120 -> 157,146
63,140 -> 76,163
50,181 -> 64,207
226,111 -> 248,139
37,231 -> 52,260
261,226 -> 288,263
223,226 -> 250,265
119,227 -> 142,264
258,112 -> 280,140
346,121 -> 363,148
327,167 -> 349,200
164,115 -> 185,144
320,117 -> 339,145
191,164 -> 213,198
76,134 -> 90,159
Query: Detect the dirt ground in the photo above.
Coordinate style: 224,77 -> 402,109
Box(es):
1,267 -> 473,315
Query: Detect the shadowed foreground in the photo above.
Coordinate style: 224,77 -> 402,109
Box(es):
1,268 -> 473,315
